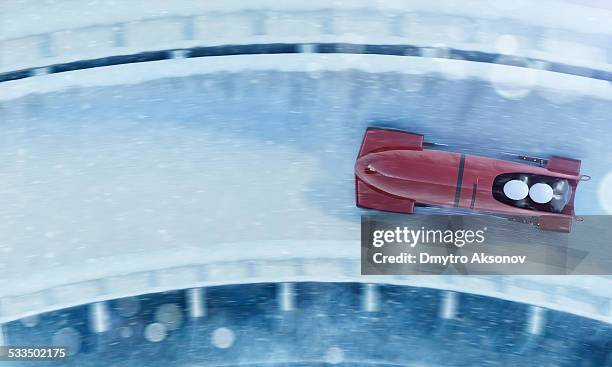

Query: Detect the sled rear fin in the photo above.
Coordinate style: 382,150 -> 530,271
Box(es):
358,127 -> 424,157
538,215 -> 572,233
356,178 -> 415,214
546,156 -> 581,176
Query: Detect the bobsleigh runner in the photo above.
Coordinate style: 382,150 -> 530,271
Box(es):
355,127 -> 590,232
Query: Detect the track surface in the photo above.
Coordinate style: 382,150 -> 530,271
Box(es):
1,67 -> 610,277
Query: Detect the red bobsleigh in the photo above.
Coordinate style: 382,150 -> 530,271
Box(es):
355,127 -> 590,232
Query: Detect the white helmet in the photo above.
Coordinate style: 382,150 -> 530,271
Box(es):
529,183 -> 554,203
503,180 -> 529,200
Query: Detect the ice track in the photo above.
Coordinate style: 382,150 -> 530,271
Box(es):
0,1 -> 611,365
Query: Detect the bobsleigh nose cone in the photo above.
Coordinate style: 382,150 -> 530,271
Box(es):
530,183 -> 554,203
364,164 -> 377,174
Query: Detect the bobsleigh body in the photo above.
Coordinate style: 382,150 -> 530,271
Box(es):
355,128 -> 586,232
